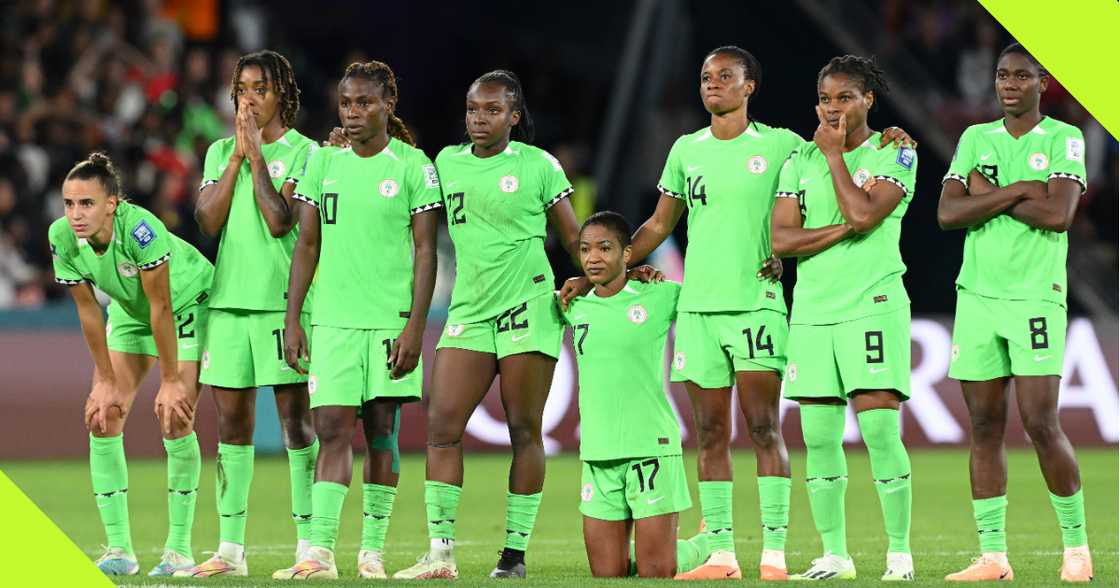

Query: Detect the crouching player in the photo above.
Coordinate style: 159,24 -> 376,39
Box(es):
561,211 -> 711,578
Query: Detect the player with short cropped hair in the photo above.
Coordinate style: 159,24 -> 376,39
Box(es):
392,70 -> 581,580
562,211 -> 713,578
771,55 -> 918,581
51,152 -> 213,577
560,46 -> 913,581
269,60 -> 442,581
181,49 -> 319,578
938,42 -> 1092,583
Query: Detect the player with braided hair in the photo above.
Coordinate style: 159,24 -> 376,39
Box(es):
270,60 -> 441,580
181,49 -> 320,578
771,54 -> 917,581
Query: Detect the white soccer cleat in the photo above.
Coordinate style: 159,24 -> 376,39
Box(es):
272,546 -> 338,580
881,552 -> 914,581
174,551 -> 248,577
392,551 -> 459,579
147,549 -> 195,576
94,546 -> 139,576
357,549 -> 387,579
791,553 -> 856,581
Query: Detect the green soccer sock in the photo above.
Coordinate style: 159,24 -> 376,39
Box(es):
698,481 -> 734,552
676,532 -> 712,573
310,481 -> 348,551
163,432 -> 201,558
801,404 -> 848,559
216,443 -> 254,546
90,434 -> 133,554
287,439 -> 318,541
362,483 -> 397,552
425,481 -> 462,541
504,491 -> 542,551
972,495 -> 1008,553
858,409 -> 912,554
1049,489 -> 1088,548
758,476 -> 791,551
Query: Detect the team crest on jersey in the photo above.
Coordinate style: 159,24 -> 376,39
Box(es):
747,155 -> 768,174
131,220 -> 156,248
201,351 -> 210,370
581,483 -> 593,502
627,304 -> 648,324
786,362 -> 798,382
852,168 -> 872,188
308,375 -> 318,395
499,175 -> 519,193
447,324 -> 464,337
951,344 -> 960,363
267,160 -> 286,179
1028,152 -> 1049,171
379,179 -> 400,198
117,262 -> 139,278
673,351 -> 686,371
896,147 -> 916,170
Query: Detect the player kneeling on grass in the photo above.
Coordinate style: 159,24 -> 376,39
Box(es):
270,60 -> 442,581
51,153 -> 213,577
560,211 -> 712,578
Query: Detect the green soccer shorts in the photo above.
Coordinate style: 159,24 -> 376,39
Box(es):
436,292 -> 564,360
948,290 -> 1066,380
670,309 -> 788,388
580,455 -> 692,521
199,308 -> 310,388
784,306 -> 911,402
307,325 -> 422,409
105,293 -> 209,362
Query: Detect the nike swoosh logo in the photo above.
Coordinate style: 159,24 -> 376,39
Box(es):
390,377 -> 410,384
181,343 -> 198,349
512,333 -> 531,342
800,178 -> 811,185
980,153 -> 993,161
885,485 -> 906,494
686,165 -> 702,172
869,367 -> 888,374
445,181 -> 458,189
323,179 -> 338,186
1034,355 -> 1052,361
570,314 -> 587,321
646,496 -> 665,505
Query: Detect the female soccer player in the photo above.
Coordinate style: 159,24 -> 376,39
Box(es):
183,50 -> 319,577
391,70 -> 579,580
268,60 -> 442,580
50,153 -> 213,577
937,43 -> 1092,583
560,46 -> 913,581
771,55 -> 917,581
563,211 -> 715,578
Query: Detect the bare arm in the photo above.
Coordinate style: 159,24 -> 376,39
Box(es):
629,193 -> 687,264
936,171 -> 1028,230
1000,177 -> 1080,233
770,196 -> 853,258
389,209 -> 440,379
824,153 -> 906,234
70,282 -> 114,382
195,156 -> 243,237
546,197 -> 582,265
138,262 -> 179,381
246,157 -> 297,237
282,203 -> 320,373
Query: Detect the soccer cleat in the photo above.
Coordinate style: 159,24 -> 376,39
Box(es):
358,550 -> 387,579
296,538 -> 312,564
790,553 -> 857,581
94,546 -> 139,576
674,550 -> 742,580
147,549 -> 195,576
945,555 -> 1013,582
272,547 -> 338,580
490,548 -> 527,578
759,549 -> 788,581
1060,546 -> 1093,582
174,552 -> 248,577
392,551 -> 459,579
881,552 -> 914,581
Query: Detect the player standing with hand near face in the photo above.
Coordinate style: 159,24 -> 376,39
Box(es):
938,42 -> 1092,583
181,50 -> 319,578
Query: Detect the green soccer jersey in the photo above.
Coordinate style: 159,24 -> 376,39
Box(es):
657,122 -> 803,313
49,201 -> 214,320
561,280 -> 682,461
200,128 -> 315,311
293,140 -> 443,329
435,141 -> 573,323
944,116 -> 1086,307
776,132 -> 917,325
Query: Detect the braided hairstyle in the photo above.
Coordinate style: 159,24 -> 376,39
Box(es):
473,70 -> 535,144
229,50 -> 300,127
66,152 -> 123,197
342,60 -> 415,146
817,55 -> 890,111
998,42 -> 1048,77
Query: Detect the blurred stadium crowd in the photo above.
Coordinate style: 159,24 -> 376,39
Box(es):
0,0 -> 1114,310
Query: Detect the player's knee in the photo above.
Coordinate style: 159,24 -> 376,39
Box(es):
1022,416 -> 1063,447
280,414 -> 315,449
89,414 -> 125,437
636,559 -> 675,579
695,416 -> 730,449
507,421 -> 542,451
159,414 -> 194,440
969,413 -> 1006,444
747,420 -> 780,449
802,423 -> 842,452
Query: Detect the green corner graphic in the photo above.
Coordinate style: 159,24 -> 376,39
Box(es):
980,0 -> 1120,138
0,471 -> 114,586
